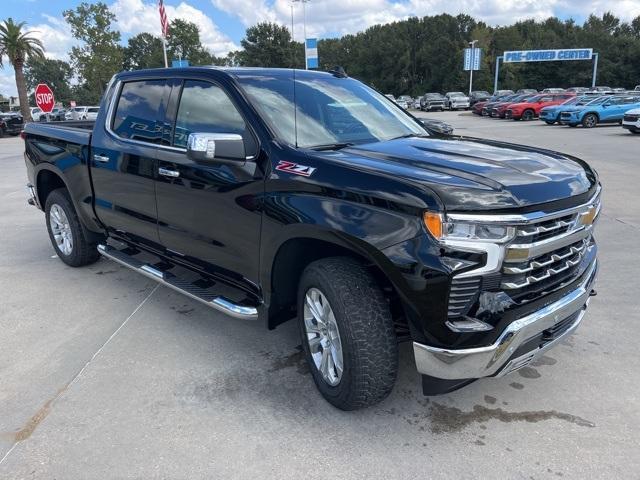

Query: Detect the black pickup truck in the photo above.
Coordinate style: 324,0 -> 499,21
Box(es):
23,67 -> 600,410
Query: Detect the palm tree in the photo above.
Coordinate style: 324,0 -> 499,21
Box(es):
0,18 -> 45,121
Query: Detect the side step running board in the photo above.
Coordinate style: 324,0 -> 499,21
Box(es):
97,244 -> 259,320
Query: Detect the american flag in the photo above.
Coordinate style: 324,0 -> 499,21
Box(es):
158,0 -> 169,37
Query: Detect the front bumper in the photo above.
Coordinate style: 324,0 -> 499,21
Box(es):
413,259 -> 597,380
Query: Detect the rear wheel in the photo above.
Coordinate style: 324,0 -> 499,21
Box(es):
545,120 -> 555,125
522,109 -> 535,121
582,113 -> 598,128
298,257 -> 398,410
45,188 -> 101,267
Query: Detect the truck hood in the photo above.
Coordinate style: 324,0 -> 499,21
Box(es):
318,136 -> 595,211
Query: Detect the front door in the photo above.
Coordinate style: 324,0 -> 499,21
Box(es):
91,79 -> 169,246
155,78 -> 263,290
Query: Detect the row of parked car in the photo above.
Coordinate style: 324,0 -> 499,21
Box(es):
386,85 -> 640,114
29,105 -> 100,122
470,88 -> 640,131
0,105 -> 101,137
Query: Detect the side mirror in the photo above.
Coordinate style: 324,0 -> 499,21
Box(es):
186,133 -> 246,162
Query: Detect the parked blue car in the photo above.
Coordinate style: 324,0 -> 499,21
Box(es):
539,95 -> 597,124
559,94 -> 640,127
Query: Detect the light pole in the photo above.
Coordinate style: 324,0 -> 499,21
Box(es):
468,39 -> 478,96
292,0 -> 310,69
290,3 -> 295,42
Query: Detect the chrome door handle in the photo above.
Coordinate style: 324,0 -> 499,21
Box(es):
158,167 -> 180,178
93,154 -> 110,163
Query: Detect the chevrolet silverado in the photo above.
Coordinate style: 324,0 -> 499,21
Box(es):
24,67 -> 600,410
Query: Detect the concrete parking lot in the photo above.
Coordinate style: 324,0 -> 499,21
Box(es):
1,114 -> 639,479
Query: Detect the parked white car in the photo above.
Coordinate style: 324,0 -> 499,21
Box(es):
396,95 -> 413,110
444,92 -> 470,110
85,107 -> 100,121
29,107 -> 43,121
65,106 -> 90,120
622,108 -> 640,134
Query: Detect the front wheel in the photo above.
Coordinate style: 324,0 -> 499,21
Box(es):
45,188 -> 101,267
545,120 -> 555,125
298,257 -> 398,410
522,109 -> 535,121
582,113 -> 598,128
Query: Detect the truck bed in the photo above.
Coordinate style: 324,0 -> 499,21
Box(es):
24,121 -> 93,145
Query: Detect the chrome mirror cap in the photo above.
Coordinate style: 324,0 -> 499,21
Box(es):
186,132 -> 246,161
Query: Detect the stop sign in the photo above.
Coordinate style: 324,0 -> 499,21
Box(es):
35,83 -> 55,113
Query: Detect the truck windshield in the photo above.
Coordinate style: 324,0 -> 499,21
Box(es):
235,71 -> 426,149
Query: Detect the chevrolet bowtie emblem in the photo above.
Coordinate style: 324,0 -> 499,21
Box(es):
580,206 -> 597,226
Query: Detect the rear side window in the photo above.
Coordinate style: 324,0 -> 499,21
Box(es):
112,80 -> 166,143
173,80 -> 246,148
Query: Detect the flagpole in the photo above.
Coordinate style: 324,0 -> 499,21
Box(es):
162,36 -> 168,68
158,0 -> 169,68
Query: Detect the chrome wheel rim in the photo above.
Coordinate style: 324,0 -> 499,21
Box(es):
585,115 -> 596,127
49,204 -> 73,256
523,111 -> 533,120
303,288 -> 343,386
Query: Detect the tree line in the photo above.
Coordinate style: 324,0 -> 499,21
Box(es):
3,1 -> 640,121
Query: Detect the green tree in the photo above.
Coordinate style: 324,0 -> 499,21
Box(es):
123,32 -> 164,70
0,18 -> 45,121
63,2 -> 123,104
167,19 -> 218,66
238,22 -> 301,68
24,57 -> 73,105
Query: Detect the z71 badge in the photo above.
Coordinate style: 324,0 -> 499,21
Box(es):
275,161 -> 316,177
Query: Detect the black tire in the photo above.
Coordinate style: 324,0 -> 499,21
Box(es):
297,257 -> 398,410
632,129 -> 640,134
522,109 -> 535,121
582,113 -> 598,128
545,120 -> 555,125
45,188 -> 101,267
568,123 -> 578,128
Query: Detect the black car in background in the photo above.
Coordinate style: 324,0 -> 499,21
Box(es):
0,112 -> 23,136
420,93 -> 446,111
470,90 -> 491,106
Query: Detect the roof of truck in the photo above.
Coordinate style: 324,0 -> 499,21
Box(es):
117,66 -> 340,81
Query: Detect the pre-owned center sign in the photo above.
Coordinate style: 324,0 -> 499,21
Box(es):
504,48 -> 593,63
494,47 -> 600,92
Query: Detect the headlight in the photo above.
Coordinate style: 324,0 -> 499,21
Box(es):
423,212 -> 515,243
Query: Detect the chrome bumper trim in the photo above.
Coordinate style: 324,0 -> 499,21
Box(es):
414,260 -> 597,380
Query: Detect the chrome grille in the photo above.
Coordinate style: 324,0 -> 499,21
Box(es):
500,195 -> 599,303
502,239 -> 589,290
446,188 -> 600,319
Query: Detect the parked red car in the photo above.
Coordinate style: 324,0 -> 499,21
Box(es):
472,100 -> 488,115
505,93 -> 575,120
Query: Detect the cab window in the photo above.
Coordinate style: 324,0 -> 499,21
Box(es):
112,79 -> 166,143
173,80 -> 248,149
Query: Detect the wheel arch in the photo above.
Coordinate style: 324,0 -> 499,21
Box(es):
264,230 -> 406,332
36,167 -> 67,209
35,165 -> 105,243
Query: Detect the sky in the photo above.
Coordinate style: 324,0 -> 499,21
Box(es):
2,0 -> 640,96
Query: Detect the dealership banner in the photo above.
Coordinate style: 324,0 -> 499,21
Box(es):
305,38 -> 318,69
503,48 -> 593,63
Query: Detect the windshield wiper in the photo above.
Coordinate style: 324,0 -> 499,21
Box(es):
308,142 -> 354,151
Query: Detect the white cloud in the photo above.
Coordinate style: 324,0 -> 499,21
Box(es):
111,0 -> 239,55
30,15 -> 77,61
0,70 -> 18,97
212,0 -> 640,40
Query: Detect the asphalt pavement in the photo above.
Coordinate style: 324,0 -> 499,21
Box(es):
1,114 -> 639,479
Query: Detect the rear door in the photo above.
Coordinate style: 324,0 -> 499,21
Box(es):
154,75 -> 263,287
90,78 -> 169,246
